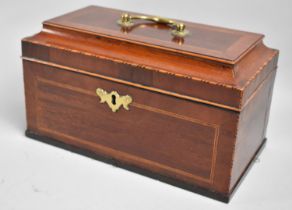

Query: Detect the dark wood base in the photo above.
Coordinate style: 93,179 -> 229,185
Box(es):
25,129 -> 267,203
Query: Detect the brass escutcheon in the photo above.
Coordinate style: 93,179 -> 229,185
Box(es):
96,88 -> 133,112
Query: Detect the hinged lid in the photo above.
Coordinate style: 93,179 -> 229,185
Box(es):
44,6 -> 263,64
22,6 -> 278,112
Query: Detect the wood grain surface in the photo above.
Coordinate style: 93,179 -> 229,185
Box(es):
22,5 -> 279,202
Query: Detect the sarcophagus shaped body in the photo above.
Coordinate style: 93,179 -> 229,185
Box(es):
22,6 -> 279,202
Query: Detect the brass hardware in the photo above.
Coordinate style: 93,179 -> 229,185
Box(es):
96,88 -> 132,112
117,13 -> 189,37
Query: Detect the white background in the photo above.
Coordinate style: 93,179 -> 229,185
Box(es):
1,0 -> 292,209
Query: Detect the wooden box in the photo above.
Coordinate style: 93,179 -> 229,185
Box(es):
21,6 -> 279,202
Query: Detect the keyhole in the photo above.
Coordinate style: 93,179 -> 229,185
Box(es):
111,95 -> 116,105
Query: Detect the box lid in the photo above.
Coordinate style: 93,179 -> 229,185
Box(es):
44,6 -> 263,65
22,6 -> 278,112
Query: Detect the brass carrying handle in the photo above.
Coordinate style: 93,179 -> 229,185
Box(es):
117,13 -> 189,37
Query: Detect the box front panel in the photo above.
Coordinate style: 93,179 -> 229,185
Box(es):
23,60 -> 238,194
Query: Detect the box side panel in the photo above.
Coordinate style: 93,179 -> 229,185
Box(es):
23,58 -> 238,196
230,69 -> 277,191
23,61 -> 38,131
